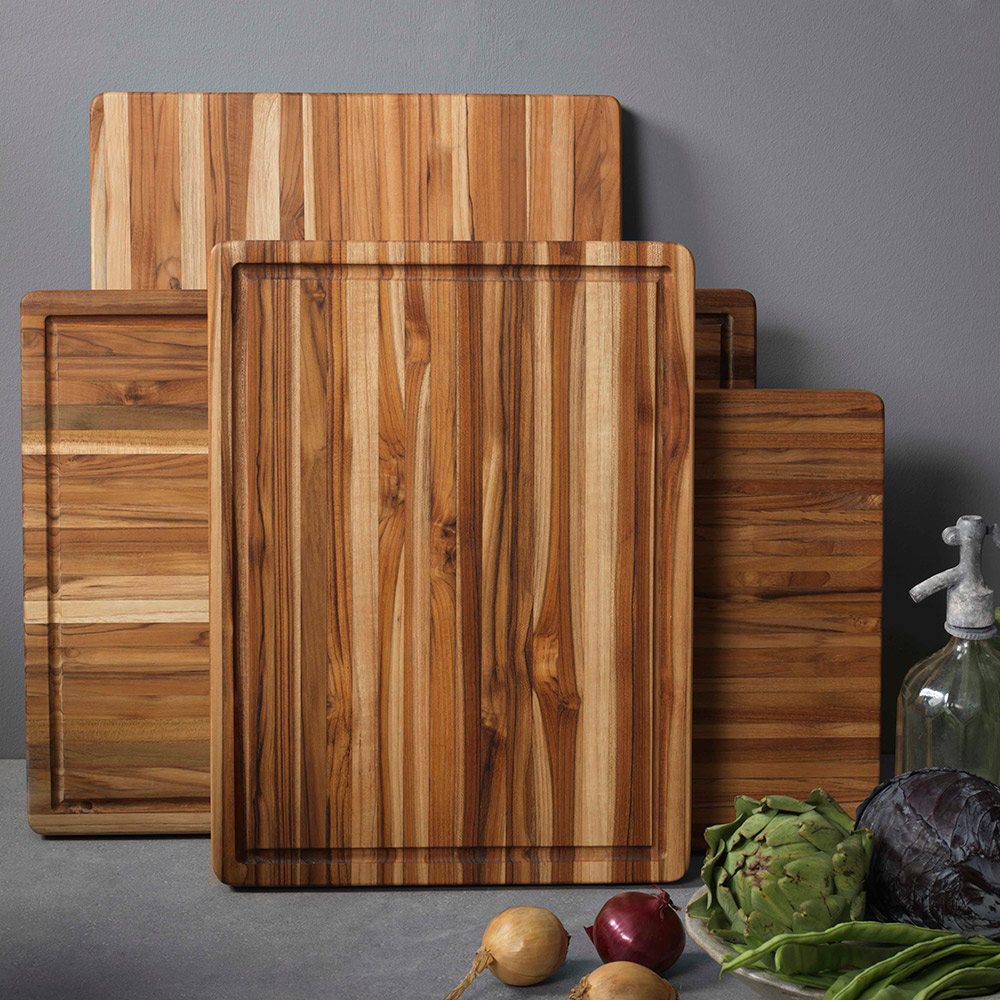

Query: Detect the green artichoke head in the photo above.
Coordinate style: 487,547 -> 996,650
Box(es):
690,789 -> 873,947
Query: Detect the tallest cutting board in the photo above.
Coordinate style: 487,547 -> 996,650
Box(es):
90,92 -> 622,289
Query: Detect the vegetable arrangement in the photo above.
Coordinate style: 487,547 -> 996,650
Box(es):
689,773 -> 1000,1000
442,890 -> 683,1000
441,769 -> 1000,999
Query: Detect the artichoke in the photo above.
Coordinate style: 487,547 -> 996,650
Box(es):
690,789 -> 873,946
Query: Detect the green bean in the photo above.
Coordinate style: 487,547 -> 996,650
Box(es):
721,922 -> 956,975
765,970 -> 839,989
852,945 -> 1000,1000
827,970 -> 860,998
775,942 -> 901,975
910,960 -> 1000,1000
825,936 -> 967,1000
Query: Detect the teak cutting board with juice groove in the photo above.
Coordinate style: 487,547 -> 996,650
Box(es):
89,92 -> 622,289
692,390 -> 883,834
21,291 -> 209,833
20,287 -> 752,835
210,240 -> 695,885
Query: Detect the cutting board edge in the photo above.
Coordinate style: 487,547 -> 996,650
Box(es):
27,806 -> 209,836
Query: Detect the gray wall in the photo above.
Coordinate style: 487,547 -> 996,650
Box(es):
2,0 -> 998,758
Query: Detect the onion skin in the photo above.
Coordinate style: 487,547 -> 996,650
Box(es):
443,906 -> 569,1000
483,906 -> 569,985
585,888 -> 685,974
568,961 -> 678,1000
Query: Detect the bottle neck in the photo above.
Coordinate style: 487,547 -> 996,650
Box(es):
942,635 -> 1000,664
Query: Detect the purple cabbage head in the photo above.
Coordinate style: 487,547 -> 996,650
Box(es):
856,767 -> 1000,938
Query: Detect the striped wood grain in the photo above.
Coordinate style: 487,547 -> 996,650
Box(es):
19,286 -> 753,835
89,93 -> 622,290
21,291 -> 209,833
692,391 -> 883,834
210,241 -> 695,885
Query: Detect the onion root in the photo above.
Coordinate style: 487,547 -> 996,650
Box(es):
443,948 -> 494,1000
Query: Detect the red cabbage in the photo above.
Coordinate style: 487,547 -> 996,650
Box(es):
856,767 -> 1000,938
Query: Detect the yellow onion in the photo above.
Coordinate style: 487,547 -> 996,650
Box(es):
443,906 -> 570,999
568,961 -> 678,1000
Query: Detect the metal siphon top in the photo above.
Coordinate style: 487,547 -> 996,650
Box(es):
910,515 -> 1000,639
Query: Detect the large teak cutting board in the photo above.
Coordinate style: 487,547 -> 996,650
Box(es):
90,93 -> 622,289
210,241 -> 695,885
692,390 -> 883,834
21,291 -> 209,833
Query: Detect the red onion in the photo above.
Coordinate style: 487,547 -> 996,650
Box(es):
584,887 -> 685,975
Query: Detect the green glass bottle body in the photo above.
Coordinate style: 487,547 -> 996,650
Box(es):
895,636 -> 1000,784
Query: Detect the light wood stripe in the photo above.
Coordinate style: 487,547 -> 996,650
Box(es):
102,93 -> 131,289
579,277 -> 617,851
89,97 -> 108,290
346,273 -> 380,869
178,94 -> 206,290
246,94 -> 281,239
301,95 -> 317,241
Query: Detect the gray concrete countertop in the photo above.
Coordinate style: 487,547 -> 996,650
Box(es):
0,760 -> 755,999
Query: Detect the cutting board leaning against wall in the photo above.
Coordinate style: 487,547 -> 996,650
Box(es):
20,92 -> 624,836
89,92 -> 622,289
209,240 -> 695,886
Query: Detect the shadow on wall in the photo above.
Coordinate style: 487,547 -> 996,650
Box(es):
620,107 -> 645,240
619,106 -> 752,269
622,104 -> 993,758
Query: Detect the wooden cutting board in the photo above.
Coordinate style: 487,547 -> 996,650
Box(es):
21,291 -> 209,833
89,93 -> 622,289
694,289 -> 756,389
19,286 -> 753,835
692,390 -> 883,834
210,240 -> 695,885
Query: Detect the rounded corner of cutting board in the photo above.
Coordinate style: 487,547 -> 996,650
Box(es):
212,848 -> 248,887
89,91 -> 107,120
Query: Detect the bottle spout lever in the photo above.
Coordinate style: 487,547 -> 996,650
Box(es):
910,566 -> 963,604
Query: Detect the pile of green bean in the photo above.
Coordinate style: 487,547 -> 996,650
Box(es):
721,921 -> 1000,999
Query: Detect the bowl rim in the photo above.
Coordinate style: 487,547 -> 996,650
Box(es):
683,886 -> 825,999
